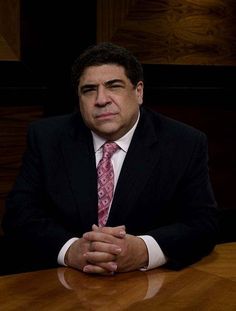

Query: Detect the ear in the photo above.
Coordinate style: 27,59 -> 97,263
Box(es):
136,81 -> 144,105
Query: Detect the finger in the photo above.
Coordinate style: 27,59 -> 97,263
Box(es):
90,241 -> 122,255
83,262 -> 117,274
83,265 -> 108,274
92,224 -> 126,238
83,231 -> 119,244
84,251 -> 117,263
97,261 -> 118,272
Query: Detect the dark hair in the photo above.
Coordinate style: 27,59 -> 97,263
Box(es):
71,42 -> 143,92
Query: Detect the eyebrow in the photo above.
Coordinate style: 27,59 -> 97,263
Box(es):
79,79 -> 125,93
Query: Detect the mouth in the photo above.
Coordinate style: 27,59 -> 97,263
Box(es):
95,112 -> 118,120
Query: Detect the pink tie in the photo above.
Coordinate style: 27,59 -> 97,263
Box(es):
97,142 -> 119,227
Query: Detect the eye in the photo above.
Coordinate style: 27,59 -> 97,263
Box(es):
81,87 -> 96,94
83,89 -> 93,93
112,84 -> 121,88
109,84 -> 123,89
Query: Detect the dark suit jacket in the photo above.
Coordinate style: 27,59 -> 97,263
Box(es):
2,107 -> 218,272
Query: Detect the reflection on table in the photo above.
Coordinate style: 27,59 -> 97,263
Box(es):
0,243 -> 235,310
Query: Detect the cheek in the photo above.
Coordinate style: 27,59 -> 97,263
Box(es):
80,101 -> 91,115
121,101 -> 139,116
79,105 -> 93,125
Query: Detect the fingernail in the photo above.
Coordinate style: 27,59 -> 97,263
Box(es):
92,224 -> 99,230
111,263 -> 118,271
115,248 -> 122,253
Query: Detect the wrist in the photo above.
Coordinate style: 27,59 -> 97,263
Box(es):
136,237 -> 149,269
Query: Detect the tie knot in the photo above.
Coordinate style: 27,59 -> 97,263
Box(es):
103,142 -> 119,159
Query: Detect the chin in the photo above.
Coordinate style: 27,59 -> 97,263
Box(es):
96,124 -> 119,133
96,128 -> 121,140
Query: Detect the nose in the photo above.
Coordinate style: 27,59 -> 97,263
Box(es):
95,86 -> 110,106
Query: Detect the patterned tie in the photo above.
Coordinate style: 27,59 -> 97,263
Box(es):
97,142 -> 119,227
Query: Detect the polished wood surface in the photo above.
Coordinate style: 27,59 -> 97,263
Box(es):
0,243 -> 235,310
0,0 -> 20,60
193,241 -> 236,282
97,0 -> 236,65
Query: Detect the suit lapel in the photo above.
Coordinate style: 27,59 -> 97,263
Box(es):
60,113 -> 98,230
107,108 -> 161,226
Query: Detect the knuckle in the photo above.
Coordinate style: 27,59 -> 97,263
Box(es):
91,241 -> 102,251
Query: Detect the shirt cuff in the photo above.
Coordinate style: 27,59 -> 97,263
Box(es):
57,237 -> 79,266
138,235 -> 167,270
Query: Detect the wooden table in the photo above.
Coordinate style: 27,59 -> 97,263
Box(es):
0,243 -> 235,310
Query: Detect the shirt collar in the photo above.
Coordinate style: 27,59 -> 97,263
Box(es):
92,111 -> 140,153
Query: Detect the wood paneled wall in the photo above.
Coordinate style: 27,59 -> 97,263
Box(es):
0,106 -> 43,229
97,0 -> 236,65
0,0 -> 20,60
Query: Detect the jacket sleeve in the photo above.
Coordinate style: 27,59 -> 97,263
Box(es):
147,132 -> 219,270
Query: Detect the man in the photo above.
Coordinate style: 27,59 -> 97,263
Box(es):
2,42 -> 218,274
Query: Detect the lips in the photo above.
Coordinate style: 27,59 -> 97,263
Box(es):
95,112 -> 118,119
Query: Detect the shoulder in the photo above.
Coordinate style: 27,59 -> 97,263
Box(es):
141,107 -> 209,168
29,113 -> 75,133
28,112 -> 87,137
26,112 -> 87,147
142,106 -> 207,142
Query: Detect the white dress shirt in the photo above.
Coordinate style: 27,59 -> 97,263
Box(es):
58,113 -> 167,269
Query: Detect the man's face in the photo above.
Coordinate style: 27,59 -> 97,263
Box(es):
78,64 -> 143,141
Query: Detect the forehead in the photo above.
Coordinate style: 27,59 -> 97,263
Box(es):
79,64 -> 129,85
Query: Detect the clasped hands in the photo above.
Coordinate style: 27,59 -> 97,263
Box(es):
65,224 -> 148,275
